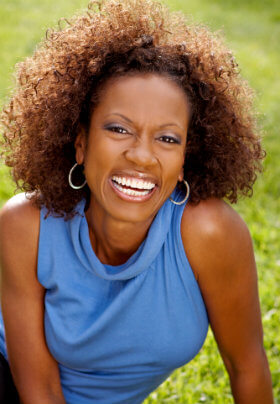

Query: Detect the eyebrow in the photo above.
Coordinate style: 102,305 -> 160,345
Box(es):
105,113 -> 184,131
159,123 -> 184,131
105,113 -> 133,124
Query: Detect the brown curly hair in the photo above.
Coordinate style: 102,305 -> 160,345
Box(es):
0,0 -> 264,218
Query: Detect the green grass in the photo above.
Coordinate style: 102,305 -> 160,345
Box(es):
0,0 -> 279,402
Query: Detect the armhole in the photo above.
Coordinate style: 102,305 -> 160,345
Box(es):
174,203 -> 200,287
37,206 -> 49,287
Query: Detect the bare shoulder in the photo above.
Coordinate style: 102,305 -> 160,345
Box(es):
181,198 -> 253,281
0,192 -> 40,236
0,193 -> 40,267
182,197 -> 249,239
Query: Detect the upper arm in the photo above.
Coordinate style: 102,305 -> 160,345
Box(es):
181,199 -> 266,375
0,193 -> 64,401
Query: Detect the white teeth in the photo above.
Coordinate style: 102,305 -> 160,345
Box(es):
131,179 -> 137,188
113,182 -> 150,196
112,176 -> 155,190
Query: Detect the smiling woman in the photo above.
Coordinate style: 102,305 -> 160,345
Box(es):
0,0 -> 274,403
75,74 -> 190,234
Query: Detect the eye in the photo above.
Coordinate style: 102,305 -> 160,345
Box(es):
158,135 -> 181,144
105,124 -> 129,135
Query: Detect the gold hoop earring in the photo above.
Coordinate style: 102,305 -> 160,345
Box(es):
169,180 -> 190,205
68,163 -> 87,190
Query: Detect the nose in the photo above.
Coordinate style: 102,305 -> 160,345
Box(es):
124,139 -> 157,168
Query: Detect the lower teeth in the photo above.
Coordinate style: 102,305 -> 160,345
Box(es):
113,182 -> 150,196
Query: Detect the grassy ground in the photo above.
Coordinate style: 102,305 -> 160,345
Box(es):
0,0 -> 279,402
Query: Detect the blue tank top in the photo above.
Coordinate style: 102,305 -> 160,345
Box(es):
0,190 -> 208,404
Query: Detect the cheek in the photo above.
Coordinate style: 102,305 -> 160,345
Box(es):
160,149 -> 185,179
83,138 -> 122,181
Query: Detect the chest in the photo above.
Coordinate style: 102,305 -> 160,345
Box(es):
43,249 -> 208,374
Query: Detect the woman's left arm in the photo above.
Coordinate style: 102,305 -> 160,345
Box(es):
181,199 -> 273,404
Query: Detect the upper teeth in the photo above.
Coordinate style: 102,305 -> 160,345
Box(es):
112,176 -> 155,190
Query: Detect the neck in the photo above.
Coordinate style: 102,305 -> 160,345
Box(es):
85,200 -> 154,266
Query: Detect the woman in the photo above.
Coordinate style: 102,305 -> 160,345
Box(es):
0,0 -> 273,403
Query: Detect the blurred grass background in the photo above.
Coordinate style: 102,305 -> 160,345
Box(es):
0,0 -> 279,402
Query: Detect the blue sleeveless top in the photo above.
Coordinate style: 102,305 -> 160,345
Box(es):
0,191 -> 208,404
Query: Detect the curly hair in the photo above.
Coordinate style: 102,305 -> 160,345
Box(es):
0,0 -> 264,218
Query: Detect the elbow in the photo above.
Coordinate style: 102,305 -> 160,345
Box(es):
223,348 -> 274,403
225,346 -> 271,379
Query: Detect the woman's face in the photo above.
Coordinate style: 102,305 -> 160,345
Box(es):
75,73 -> 191,224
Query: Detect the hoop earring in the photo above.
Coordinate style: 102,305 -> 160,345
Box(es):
68,163 -> 87,190
169,180 -> 190,205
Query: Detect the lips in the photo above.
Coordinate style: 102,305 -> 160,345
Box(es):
110,174 -> 157,201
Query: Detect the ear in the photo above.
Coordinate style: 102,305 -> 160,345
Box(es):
74,130 -> 87,165
178,167 -> 184,182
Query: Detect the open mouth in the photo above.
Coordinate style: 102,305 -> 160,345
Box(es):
111,175 -> 157,200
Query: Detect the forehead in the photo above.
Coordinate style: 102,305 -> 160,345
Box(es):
91,73 -> 191,128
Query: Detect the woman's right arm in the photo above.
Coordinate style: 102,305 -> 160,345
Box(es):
0,194 -> 66,404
